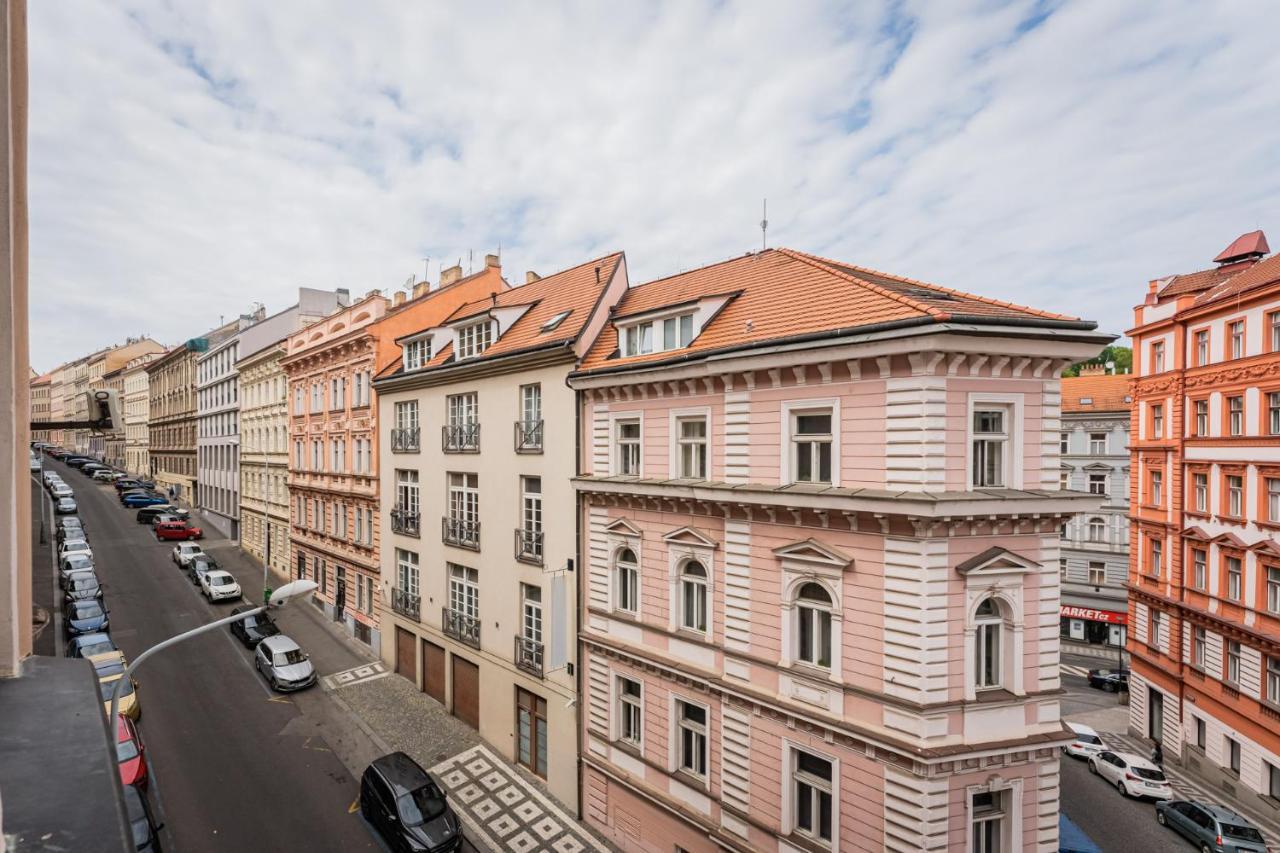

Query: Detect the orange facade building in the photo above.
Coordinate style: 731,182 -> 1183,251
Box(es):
1128,230 -> 1280,811
282,260 -> 505,646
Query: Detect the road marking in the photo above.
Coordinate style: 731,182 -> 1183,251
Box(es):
268,695 -> 293,704
302,736 -> 330,752
322,661 -> 388,691
347,797 -> 359,814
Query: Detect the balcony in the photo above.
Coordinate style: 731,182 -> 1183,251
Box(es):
514,636 -> 544,678
442,423 -> 480,453
442,516 -> 481,550
514,420 -> 544,454
391,588 -> 420,621
515,528 -> 544,565
443,607 -> 481,649
390,506 -> 421,537
391,427 -> 420,453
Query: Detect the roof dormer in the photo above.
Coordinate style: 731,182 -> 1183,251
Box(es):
613,293 -> 734,358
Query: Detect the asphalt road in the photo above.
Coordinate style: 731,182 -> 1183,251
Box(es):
1060,754 -> 1194,853
42,458 -> 377,853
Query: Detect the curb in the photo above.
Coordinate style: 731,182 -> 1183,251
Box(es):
327,687 -> 393,755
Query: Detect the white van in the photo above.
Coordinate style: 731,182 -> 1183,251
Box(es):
1063,721 -> 1107,758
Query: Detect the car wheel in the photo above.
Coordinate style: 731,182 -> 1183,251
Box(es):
1200,845 -> 1212,853
1088,760 -> 1097,775
1156,810 -> 1166,826
1116,779 -> 1127,797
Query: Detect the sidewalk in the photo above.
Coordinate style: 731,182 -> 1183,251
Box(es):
1061,639 -> 1128,663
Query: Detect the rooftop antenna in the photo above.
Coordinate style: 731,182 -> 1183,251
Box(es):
468,249 -> 473,275
420,257 -> 430,282
760,198 -> 768,251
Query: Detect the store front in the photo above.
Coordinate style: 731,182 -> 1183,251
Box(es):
1059,604 -> 1127,647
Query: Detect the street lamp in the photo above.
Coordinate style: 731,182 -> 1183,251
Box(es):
108,579 -> 318,725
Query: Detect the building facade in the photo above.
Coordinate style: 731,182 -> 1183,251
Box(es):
85,338 -> 164,459
1127,230 -> 1280,814
122,353 -> 160,476
29,372 -> 49,443
102,367 -> 125,468
374,253 -> 628,812
47,361 -> 70,449
570,248 -> 1109,853
1059,371 -> 1132,647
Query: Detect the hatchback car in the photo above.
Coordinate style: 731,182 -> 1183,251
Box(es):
155,520 -> 203,541
187,554 -> 218,586
1088,750 -> 1173,800
52,483 -> 73,497
67,632 -> 115,659
200,570 -> 241,602
123,492 -> 167,508
63,571 -> 103,602
58,553 -> 95,580
229,607 -> 280,648
58,538 -> 93,561
55,520 -> 86,543
1087,668 -> 1130,692
92,469 -> 118,482
1155,799 -> 1267,853
360,751 -> 461,852
55,496 -> 78,514
99,672 -> 141,722
122,784 -> 164,851
116,714 -> 148,789
254,636 -> 317,692
171,542 -> 205,567
1062,722 -> 1107,759
136,504 -> 186,523
64,599 -> 109,636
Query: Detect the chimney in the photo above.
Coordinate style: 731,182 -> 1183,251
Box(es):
1145,280 -> 1159,306
336,288 -> 351,306
393,291 -> 406,307
365,289 -> 381,300
525,271 -> 541,284
413,282 -> 428,299
594,264 -> 601,283
1078,364 -> 1106,376
485,253 -> 500,269
441,264 -> 463,287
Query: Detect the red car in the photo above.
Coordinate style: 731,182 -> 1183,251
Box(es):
155,520 -> 203,541
116,714 -> 148,789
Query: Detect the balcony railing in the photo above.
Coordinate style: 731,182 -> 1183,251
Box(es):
391,588 -> 420,621
514,420 -> 544,454
514,635 -> 544,678
391,427 -> 420,453
391,506 -> 421,537
442,516 -> 481,550
443,607 -> 481,649
515,528 -> 544,564
442,423 -> 480,453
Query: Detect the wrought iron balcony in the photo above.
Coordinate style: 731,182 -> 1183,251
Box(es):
443,607 -> 481,649
514,527 -> 544,565
442,423 -> 480,453
391,588 -> 420,621
391,427 -> 420,453
514,419 -> 544,453
442,516 -> 480,550
390,505 -> 421,537
514,635 -> 544,678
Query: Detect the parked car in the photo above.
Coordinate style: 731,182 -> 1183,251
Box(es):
148,513 -> 186,527
1155,799 -> 1267,852
67,632 -> 115,659
229,607 -> 280,648
1088,750 -> 1173,800
360,752 -> 461,852
91,469 -> 118,482
59,567 -> 98,592
254,636 -> 316,692
115,478 -> 155,493
51,484 -> 74,498
115,714 -> 148,789
1062,722 -> 1107,759
64,599 -> 109,636
172,543 -> 205,568
58,553 -> 95,580
55,496 -> 78,514
63,572 -> 103,602
65,456 -> 94,468
187,554 -> 218,586
136,504 -> 187,523
200,570 -> 241,602
155,520 -> 203,541
122,783 -> 164,851
1087,668 -> 1130,692
55,519 -> 86,543
88,649 -> 128,680
99,671 -> 140,722
57,538 -> 93,562
42,470 -> 61,486
28,453 -> 40,472
123,492 -> 167,508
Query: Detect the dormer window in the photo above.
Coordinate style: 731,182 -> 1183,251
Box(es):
403,338 -> 429,371
456,321 -> 492,359
621,312 -> 694,357
540,310 -> 572,333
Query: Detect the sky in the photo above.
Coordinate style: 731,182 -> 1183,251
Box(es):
27,0 -> 1280,372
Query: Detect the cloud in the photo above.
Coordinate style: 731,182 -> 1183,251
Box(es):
27,0 -> 1280,370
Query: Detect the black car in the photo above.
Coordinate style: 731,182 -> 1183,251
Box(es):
187,555 -> 218,586
123,785 -> 164,851
115,478 -> 154,493
63,572 -> 103,602
64,599 -> 109,636
360,752 -> 461,853
64,456 -> 95,468
228,606 -> 280,648
136,505 -> 184,523
66,631 -> 115,658
1087,668 -> 1130,692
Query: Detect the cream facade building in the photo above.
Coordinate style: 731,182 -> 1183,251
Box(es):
102,367 -> 125,468
29,372 -> 49,443
123,352 -> 160,476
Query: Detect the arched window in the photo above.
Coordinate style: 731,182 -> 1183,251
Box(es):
679,560 -> 708,633
795,583 -> 833,668
975,597 -> 1003,690
1087,517 -> 1106,543
615,548 -> 638,614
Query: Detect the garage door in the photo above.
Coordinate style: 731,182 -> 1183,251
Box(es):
422,639 -> 446,705
395,627 -> 416,681
451,655 -> 480,730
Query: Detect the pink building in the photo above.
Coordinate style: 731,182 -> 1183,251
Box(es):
569,249 -> 1111,852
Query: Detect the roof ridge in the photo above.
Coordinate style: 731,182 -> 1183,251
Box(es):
776,248 -> 946,319
630,248 -> 783,290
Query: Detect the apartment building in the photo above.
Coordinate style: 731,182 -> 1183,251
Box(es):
237,288 -> 351,577
122,352 -> 161,476
569,248 -> 1109,852
70,357 -> 89,453
1128,230 -> 1280,814
47,361 -> 70,448
1059,371 -> 1132,647
102,367 -> 125,468
29,372 -> 49,443
284,262 -> 503,647
85,338 -> 164,458
374,253 -> 629,811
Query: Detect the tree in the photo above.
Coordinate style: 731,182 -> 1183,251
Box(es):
1062,345 -> 1131,377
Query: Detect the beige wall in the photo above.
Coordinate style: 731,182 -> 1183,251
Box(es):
239,344 -> 292,580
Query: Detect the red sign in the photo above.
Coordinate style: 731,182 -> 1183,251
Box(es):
1060,605 -> 1127,625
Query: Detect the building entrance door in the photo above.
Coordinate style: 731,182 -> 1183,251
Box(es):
1148,687 -> 1164,742
334,566 -> 346,622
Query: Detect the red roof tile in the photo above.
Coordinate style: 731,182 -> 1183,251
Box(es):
1060,374 -> 1132,413
1192,251 -> 1280,308
1156,265 -> 1240,298
1214,230 -> 1269,263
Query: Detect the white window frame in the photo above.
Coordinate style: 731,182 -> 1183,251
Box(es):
613,674 -> 643,748
610,412 -> 642,477
676,558 -> 709,635
966,395 -> 1022,490
1194,472 -> 1208,512
793,581 -> 835,670
1230,320 -> 1245,359
1227,639 -> 1242,684
788,745 -> 836,846
396,550 -> 419,596
395,400 -> 419,431
1089,432 -> 1107,454
966,782 -> 1021,853
780,399 -> 841,487
669,408 -> 710,480
448,564 -> 479,620
613,546 -> 640,615
974,598 -> 1004,691
403,338 -> 429,371
670,696 -> 709,782
455,321 -> 493,360
521,583 -> 542,644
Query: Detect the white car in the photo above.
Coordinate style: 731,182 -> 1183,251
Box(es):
28,454 -> 39,472
58,539 -> 93,561
52,484 -> 73,499
92,470 -> 118,482
172,543 -> 205,567
1062,722 -> 1107,758
200,570 -> 241,602
1088,750 -> 1173,800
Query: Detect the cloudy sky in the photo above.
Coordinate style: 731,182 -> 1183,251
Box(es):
27,0 -> 1280,372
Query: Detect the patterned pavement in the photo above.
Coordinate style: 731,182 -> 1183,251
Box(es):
322,660 -> 389,691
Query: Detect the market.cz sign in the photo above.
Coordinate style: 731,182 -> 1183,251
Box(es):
1060,605 -> 1127,625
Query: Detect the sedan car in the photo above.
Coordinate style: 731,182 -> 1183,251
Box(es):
1088,750 -> 1173,800
55,520 -> 86,543
58,553 -> 95,580
63,572 -> 103,602
122,784 -> 164,852
51,484 -> 74,498
1087,668 -> 1130,692
116,714 -> 148,789
360,752 -> 461,853
115,478 -> 156,493
1062,722 -> 1107,759
229,607 -> 280,648
187,554 -> 218,586
200,570 -> 241,602
1155,799 -> 1267,853
99,672 -> 140,722
55,497 -> 78,514
91,469 -> 119,482
155,521 -> 203,541
64,599 -> 109,636
67,632 -> 115,659
172,543 -> 205,568
123,492 -> 167,508
57,538 -> 93,561
254,635 -> 316,692
136,504 -> 186,524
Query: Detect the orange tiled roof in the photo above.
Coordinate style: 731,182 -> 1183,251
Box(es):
1192,251 -> 1280,307
1155,265 -> 1240,299
1060,374 -> 1132,413
578,248 -> 1087,372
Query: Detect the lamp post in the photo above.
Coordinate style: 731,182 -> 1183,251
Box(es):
262,438 -> 271,604
109,579 -> 318,725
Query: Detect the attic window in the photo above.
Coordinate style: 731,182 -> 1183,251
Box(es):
622,313 -> 693,357
456,321 -> 493,359
902,287 -> 957,302
403,338 -> 429,371
540,310 -> 572,333
1079,397 -> 1093,405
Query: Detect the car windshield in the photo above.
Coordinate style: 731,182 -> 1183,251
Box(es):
99,678 -> 134,700
396,783 -> 447,826
79,641 -> 114,657
73,603 -> 104,619
1130,766 -> 1165,782
94,660 -> 125,678
273,649 -> 307,666
1221,823 -> 1265,842
211,576 -> 234,587
64,557 -> 91,569
72,578 -> 97,590
1076,733 -> 1103,745
116,738 -> 138,763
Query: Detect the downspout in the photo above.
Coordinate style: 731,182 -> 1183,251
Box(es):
569,368 -> 585,821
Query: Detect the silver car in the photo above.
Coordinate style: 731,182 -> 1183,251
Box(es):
254,635 -> 316,692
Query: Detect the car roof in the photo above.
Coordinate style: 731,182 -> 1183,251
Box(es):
87,650 -> 126,667
1114,751 -> 1158,770
1066,722 -> 1098,735
69,599 -> 101,610
208,570 -> 233,579
369,751 -> 432,796
66,569 -> 96,580
1195,801 -> 1252,822
73,632 -> 111,645
261,635 -> 299,653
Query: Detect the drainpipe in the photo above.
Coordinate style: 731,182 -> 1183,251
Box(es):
569,369 -> 585,822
